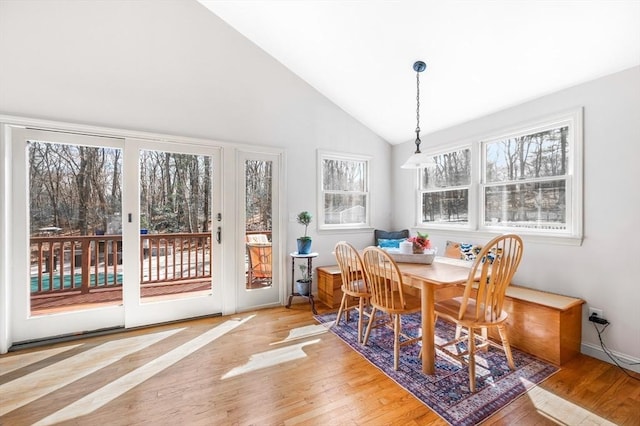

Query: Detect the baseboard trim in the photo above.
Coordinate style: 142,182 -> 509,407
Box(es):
581,343 -> 640,374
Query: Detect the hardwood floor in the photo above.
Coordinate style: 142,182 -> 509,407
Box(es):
1,304 -> 638,425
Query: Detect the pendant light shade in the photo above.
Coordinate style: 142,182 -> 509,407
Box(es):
401,151 -> 431,169
401,60 -> 428,169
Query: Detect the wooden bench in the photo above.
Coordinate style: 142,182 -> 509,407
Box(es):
316,264 -> 584,366
317,265 -> 343,309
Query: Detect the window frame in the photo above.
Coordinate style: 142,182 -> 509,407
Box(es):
317,150 -> 371,231
416,144 -> 474,229
416,108 -> 583,244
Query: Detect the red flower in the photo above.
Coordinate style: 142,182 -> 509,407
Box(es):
407,232 -> 431,250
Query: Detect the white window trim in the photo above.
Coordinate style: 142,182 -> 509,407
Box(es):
416,143 -> 474,230
415,108 -> 583,246
317,150 -> 371,231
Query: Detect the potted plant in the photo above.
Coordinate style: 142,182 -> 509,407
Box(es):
408,231 -> 432,254
296,211 -> 312,254
296,264 -> 311,296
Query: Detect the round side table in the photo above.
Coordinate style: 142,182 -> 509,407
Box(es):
286,252 -> 318,314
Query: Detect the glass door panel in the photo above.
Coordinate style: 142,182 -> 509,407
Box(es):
11,128 -> 125,343
237,152 -> 281,310
28,140 -> 124,315
139,150 -> 213,302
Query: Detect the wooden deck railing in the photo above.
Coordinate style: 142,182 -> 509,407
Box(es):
30,232 -> 212,295
140,233 -> 212,285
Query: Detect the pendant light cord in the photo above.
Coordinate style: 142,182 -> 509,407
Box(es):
414,70 -> 421,153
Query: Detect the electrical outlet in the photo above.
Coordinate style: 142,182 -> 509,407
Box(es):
589,307 -> 604,318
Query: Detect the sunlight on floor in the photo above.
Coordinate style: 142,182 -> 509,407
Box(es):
8,315 -> 255,425
0,328 -> 183,417
0,344 -> 81,375
523,379 -> 616,425
221,338 -> 321,379
33,316 -> 254,426
270,322 -> 331,345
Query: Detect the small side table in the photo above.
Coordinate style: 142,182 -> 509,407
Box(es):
286,252 -> 318,314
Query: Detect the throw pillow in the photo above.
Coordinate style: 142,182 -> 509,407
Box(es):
374,229 -> 409,246
377,238 -> 407,249
444,240 -> 462,258
460,243 -> 483,261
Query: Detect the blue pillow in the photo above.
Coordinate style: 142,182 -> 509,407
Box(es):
374,229 -> 409,246
378,238 -> 407,248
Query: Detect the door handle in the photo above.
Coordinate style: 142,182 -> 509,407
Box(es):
216,226 -> 221,244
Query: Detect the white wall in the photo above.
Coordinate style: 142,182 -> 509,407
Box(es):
0,0 -> 391,269
392,66 -> 640,368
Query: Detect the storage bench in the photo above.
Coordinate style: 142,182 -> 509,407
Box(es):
494,285 -> 584,365
317,265 -> 343,309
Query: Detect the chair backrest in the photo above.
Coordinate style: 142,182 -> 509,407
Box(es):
334,241 -> 368,295
459,234 -> 524,322
362,246 -> 409,312
246,234 -> 269,243
246,243 -> 272,278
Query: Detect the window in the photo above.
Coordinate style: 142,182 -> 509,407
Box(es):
419,147 -> 471,225
318,151 -> 370,229
418,108 -> 583,241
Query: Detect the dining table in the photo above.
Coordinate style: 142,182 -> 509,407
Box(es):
395,256 -> 474,375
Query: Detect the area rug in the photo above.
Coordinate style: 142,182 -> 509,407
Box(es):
315,311 -> 558,426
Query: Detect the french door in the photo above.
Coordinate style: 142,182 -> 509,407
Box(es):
237,151 -> 282,311
123,139 -> 222,327
9,128 -> 222,343
10,128 -> 126,342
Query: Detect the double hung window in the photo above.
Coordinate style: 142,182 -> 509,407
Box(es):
318,151 -> 370,230
418,108 -> 582,241
419,148 -> 472,225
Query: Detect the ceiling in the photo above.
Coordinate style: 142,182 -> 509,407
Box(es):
198,1 -> 640,145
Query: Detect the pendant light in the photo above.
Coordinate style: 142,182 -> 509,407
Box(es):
401,60 -> 431,169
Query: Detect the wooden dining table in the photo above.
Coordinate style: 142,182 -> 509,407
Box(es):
395,257 -> 474,375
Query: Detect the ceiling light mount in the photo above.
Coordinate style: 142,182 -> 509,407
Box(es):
401,60 -> 430,169
413,60 -> 426,73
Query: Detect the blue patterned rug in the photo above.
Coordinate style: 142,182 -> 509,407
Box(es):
314,311 -> 558,426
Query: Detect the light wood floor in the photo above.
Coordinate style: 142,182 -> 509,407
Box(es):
1,304 -> 638,425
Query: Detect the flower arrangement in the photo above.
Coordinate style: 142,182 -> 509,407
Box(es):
407,231 -> 431,254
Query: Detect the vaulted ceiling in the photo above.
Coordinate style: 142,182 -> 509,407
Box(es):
199,1 -> 640,144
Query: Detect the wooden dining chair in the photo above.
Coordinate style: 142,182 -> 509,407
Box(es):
361,246 -> 422,370
434,234 -> 523,392
333,241 -> 371,343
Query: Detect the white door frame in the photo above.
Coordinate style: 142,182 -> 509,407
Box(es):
235,150 -> 285,311
0,116 -> 286,353
8,127 -> 126,343
122,138 -> 223,328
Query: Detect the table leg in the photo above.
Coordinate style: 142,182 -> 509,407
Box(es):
286,255 -> 295,309
307,257 -> 317,314
421,283 -> 435,375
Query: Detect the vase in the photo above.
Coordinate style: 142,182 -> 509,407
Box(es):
296,280 -> 310,296
297,238 -> 312,254
412,243 -> 424,254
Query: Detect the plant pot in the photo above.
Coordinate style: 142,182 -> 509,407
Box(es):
297,238 -> 312,254
296,280 -> 311,296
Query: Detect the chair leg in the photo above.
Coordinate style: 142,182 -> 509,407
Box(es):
455,324 -> 463,339
480,327 -> 489,352
362,307 -> 377,346
357,297 -> 364,344
393,314 -> 400,371
468,327 -> 476,392
335,293 -> 348,326
497,324 -> 515,370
